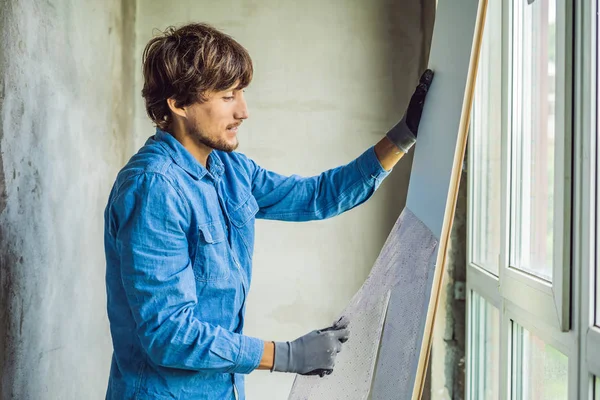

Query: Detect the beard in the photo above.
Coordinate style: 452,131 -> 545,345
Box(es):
186,120 -> 239,153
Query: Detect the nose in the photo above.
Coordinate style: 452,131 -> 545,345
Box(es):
235,92 -> 249,120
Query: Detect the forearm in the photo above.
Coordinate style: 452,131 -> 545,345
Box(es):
253,147 -> 389,222
134,306 -> 264,374
374,135 -> 406,171
257,341 -> 275,370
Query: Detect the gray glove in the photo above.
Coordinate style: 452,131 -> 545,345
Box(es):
386,69 -> 435,153
272,317 -> 350,377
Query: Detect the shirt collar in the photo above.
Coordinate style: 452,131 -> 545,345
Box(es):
154,128 -> 225,181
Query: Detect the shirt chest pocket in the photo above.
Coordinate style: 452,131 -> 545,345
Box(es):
193,221 -> 231,282
227,193 -> 259,256
228,194 -> 259,228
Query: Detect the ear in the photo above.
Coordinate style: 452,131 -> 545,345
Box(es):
167,98 -> 187,119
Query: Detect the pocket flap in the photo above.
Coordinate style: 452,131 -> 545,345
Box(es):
198,221 -> 226,243
229,194 -> 259,227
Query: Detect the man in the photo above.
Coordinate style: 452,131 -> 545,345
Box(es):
104,22 -> 433,399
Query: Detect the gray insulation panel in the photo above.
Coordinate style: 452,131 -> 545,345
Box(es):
370,208 -> 438,400
288,208 -> 438,400
288,291 -> 391,400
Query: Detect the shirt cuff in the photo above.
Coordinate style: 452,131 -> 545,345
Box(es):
356,146 -> 391,186
234,335 -> 264,374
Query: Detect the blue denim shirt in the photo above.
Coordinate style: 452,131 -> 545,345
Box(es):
104,129 -> 389,399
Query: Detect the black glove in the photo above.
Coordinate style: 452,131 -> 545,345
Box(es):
386,69 -> 435,153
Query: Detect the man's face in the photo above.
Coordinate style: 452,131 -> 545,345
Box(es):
183,84 -> 249,152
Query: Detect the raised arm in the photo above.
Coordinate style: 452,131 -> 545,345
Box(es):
248,69 -> 434,222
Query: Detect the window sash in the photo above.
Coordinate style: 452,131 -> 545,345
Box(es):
501,0 -> 572,332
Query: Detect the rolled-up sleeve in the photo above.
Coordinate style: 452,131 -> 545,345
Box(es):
247,146 -> 390,221
112,172 -> 263,373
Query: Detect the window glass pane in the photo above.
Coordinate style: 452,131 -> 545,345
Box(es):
510,0 -> 556,281
468,291 -> 500,399
511,322 -> 568,399
595,376 -> 600,400
470,0 -> 502,275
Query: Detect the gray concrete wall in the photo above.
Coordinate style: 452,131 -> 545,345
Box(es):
0,0 -> 135,398
0,0 -> 437,398
134,2 -> 433,399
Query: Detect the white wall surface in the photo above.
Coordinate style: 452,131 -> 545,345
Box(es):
134,2 -> 431,399
0,0 -> 135,398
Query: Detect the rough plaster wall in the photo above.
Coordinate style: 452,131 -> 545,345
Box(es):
0,0 -> 135,398
431,168 -> 467,400
134,1 -> 433,399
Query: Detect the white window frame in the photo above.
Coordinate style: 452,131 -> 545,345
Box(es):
465,0 -> 598,398
576,0 -> 600,397
501,0 -> 573,333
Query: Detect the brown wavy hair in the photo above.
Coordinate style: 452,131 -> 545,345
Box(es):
141,23 -> 253,131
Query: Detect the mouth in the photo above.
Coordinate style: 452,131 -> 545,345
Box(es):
226,122 -> 241,133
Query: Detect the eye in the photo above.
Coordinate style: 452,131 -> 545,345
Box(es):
223,96 -> 234,101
